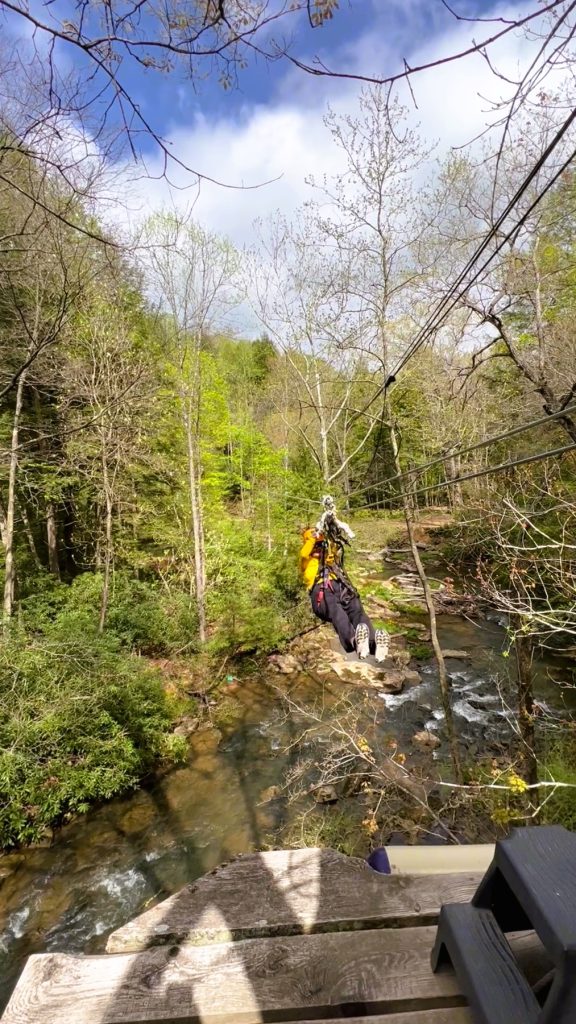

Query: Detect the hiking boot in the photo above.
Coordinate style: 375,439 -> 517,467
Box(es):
375,628 -> 389,664
355,623 -> 370,660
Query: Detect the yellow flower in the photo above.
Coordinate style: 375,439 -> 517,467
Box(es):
506,771 -> 528,793
362,813 -> 379,835
357,736 -> 374,759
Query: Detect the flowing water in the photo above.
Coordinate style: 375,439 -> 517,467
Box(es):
1,568 -> 575,1010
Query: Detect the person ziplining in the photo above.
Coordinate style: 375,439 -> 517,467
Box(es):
299,496 -> 389,663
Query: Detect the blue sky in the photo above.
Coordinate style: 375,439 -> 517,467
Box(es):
2,0 -> 566,341
3,0 -> 531,151
111,0 -> 516,148
1,0 -> 556,246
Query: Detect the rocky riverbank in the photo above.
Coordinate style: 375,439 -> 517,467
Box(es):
251,513 -> 531,851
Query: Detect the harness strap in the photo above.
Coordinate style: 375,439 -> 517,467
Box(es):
332,562 -> 359,597
313,560 -> 358,598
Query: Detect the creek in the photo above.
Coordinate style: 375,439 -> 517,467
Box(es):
1,554 -> 575,1011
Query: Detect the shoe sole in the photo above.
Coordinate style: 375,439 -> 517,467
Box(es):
356,626 -> 370,660
375,632 -> 389,664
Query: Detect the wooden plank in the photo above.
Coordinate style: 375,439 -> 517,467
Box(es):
296,1012 -> 472,1024
385,845 -> 494,876
106,848 -> 483,952
2,926 -> 464,1024
1,926 -> 549,1024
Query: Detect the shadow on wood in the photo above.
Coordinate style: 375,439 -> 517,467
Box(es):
2,849 -> 552,1024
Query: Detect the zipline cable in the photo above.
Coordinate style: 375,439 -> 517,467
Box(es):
390,143 -> 576,378
287,431 -> 576,518
284,118 -> 576,514
285,401 -> 576,510
342,137 -> 576,425
387,106 -> 576,381
345,402 -> 576,500
353,441 -> 576,512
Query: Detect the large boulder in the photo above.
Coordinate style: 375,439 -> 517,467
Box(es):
378,671 -> 406,694
270,653 -> 302,674
402,669 -> 422,686
314,784 -> 338,804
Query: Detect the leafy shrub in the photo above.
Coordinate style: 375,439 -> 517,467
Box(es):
105,578 -> 199,654
21,572 -> 198,655
541,738 -> 576,832
206,524 -> 303,654
0,624 -> 186,848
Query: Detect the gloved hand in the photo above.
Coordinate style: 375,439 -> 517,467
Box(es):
316,505 -> 355,543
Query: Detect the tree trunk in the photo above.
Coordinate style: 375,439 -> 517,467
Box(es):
46,502 -> 60,577
62,498 -> 77,577
282,443 -> 290,558
0,498 -> 8,549
265,472 -> 273,553
513,616 -> 538,797
314,365 -> 330,483
183,403 -> 206,644
448,453 -> 462,508
388,415 -> 462,782
17,496 -> 42,570
537,382 -> 576,443
98,444 -> 114,633
33,389 -> 60,577
3,368 -> 27,624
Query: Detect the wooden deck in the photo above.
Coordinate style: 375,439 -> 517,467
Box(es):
1,848 -> 550,1023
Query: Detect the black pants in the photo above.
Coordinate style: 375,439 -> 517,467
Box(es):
310,579 -> 375,654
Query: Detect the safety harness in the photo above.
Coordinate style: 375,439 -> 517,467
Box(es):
312,496 -> 358,605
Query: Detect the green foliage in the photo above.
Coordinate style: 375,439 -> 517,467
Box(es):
206,522 -> 302,654
0,620 -> 186,847
542,737 -> 576,831
21,573 -> 198,656
409,643 -> 433,660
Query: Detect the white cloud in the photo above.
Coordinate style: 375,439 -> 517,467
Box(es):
103,0 -> 574,341
114,103 -> 347,248
115,0 -> 561,244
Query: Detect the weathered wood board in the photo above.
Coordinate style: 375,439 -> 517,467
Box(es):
106,848 -> 483,952
2,926 -> 549,1024
300,1012 -> 473,1024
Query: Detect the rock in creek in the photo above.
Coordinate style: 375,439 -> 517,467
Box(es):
324,651 -> 405,692
412,729 -> 441,751
441,650 -> 471,660
379,671 -> 408,694
402,669 -> 422,686
270,653 -> 302,674
314,784 -> 338,805
114,794 -> 158,835
173,716 -> 200,738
